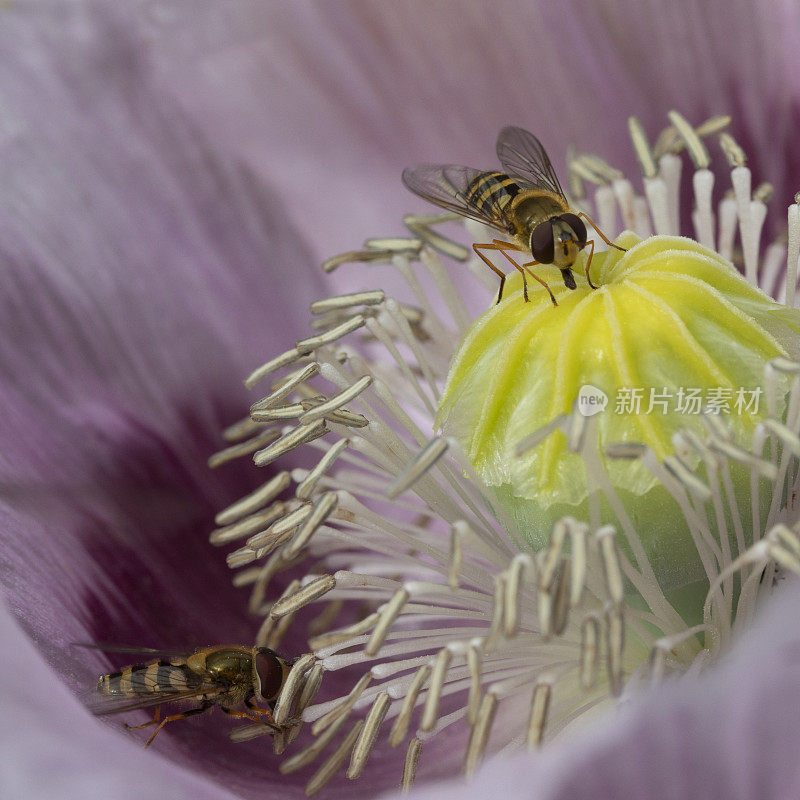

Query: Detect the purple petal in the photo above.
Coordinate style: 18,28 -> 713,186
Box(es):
145,0 -> 800,250
391,579 -> 800,800
0,598 -> 235,800
0,4 -> 327,794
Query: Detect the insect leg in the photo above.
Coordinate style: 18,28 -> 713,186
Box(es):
520,261 -> 558,306
123,705 -> 161,731
222,705 -> 282,733
576,212 -> 627,252
583,239 -> 597,289
474,240 -> 535,303
143,703 -> 214,748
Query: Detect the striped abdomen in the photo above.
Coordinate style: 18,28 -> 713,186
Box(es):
98,660 -> 203,695
464,171 -> 521,217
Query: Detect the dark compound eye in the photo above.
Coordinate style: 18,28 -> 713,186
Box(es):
559,213 -> 587,248
254,648 -> 284,700
530,220 -> 555,263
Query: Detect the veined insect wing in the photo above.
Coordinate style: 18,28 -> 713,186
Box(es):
82,684 -> 214,717
402,163 -> 513,234
496,126 -> 566,199
72,642 -> 190,658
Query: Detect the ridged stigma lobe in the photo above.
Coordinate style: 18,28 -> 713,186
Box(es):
436,233 -> 800,508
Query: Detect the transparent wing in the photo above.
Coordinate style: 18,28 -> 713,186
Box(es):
73,642 -> 192,658
496,127 -> 566,199
82,685 -> 220,716
402,163 -> 515,234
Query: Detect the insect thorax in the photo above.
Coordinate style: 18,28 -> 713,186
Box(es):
510,192 -> 568,241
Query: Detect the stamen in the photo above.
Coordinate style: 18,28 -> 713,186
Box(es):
668,110 -> 710,169
222,415 -> 262,442
298,375 -> 373,425
388,665 -> 431,747
627,116 -> 657,179
295,314 -> 367,351
386,437 -> 449,499
347,692 -> 391,779
526,680 -> 552,749
401,738 -> 423,794
257,578 -> 300,643
246,504 -> 311,552
466,642 -> 482,725
310,672 -> 373,736
295,439 -> 349,500
269,574 -> 337,619
210,502 -> 287,546
659,152 -> 682,234
448,525 -> 463,590
580,614 -> 600,689
420,247 -> 472,332
253,420 -> 328,467
280,711 -> 351,774
597,527 -> 625,606
568,523 -> 588,607
366,588 -> 410,656
251,363 -> 320,411
719,132 -> 747,168
305,720 -> 364,797
208,428 -> 280,468
463,692 -> 499,778
310,290 -> 386,315
323,248 -> 412,274
274,653 -> 316,725
245,347 -> 312,390
250,403 -> 305,422
605,605 -> 625,697
420,647 -> 453,732
402,212 -> 470,262
283,491 -> 339,559
309,613 -> 381,652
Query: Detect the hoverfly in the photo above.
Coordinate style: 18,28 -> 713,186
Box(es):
402,126 -> 625,305
83,644 -> 295,746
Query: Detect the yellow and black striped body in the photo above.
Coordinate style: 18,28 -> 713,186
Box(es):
464,171 -> 521,220
98,658 -> 203,698
464,171 -> 569,245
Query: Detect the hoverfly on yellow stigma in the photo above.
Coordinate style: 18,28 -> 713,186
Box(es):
83,644 -> 295,747
403,126 -> 626,305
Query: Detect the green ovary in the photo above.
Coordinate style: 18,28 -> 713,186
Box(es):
436,233 -> 800,603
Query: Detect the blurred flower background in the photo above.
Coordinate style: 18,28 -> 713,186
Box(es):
3,1 -> 800,798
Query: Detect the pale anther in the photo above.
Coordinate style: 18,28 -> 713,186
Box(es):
347,693 -> 391,779
310,290 -> 386,315
388,664 -> 431,748
295,314 -> 366,351
298,375 -> 373,425
386,437 -> 449,499
420,648 -> 453,732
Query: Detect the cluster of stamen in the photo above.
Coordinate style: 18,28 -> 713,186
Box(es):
208,111 -> 800,795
